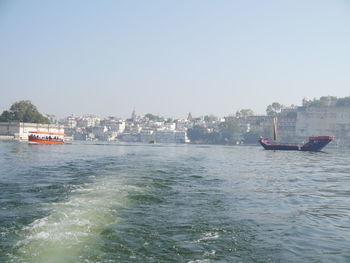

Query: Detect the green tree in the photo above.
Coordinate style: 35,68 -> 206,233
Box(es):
145,113 -> 161,121
309,96 -> 338,107
204,115 -> 218,123
187,125 -> 209,143
266,102 -> 284,116
336,96 -> 350,107
242,131 -> 261,144
0,100 -> 50,124
236,109 -> 254,118
0,110 -> 14,121
219,119 -> 240,144
165,118 -> 174,123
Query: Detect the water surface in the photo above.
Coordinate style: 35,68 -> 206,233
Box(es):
0,141 -> 349,262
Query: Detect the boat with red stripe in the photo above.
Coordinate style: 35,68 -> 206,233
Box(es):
28,131 -> 65,145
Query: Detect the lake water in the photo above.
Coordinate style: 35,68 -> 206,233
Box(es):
0,141 -> 349,263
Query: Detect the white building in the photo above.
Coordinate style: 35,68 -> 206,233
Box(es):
0,122 -> 65,141
155,130 -> 188,143
110,120 -> 126,134
64,116 -> 77,128
296,106 -> 350,138
176,120 -> 192,131
164,122 -> 176,131
77,115 -> 100,127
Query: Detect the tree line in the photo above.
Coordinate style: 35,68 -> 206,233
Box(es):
0,100 -> 50,124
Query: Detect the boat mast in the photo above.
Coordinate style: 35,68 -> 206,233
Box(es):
273,117 -> 278,141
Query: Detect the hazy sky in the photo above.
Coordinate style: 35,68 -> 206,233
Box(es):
1,0 -> 350,119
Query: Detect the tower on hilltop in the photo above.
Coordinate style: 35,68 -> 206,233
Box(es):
187,112 -> 193,122
131,109 -> 137,121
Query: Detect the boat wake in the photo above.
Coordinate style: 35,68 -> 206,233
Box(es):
10,172 -> 142,263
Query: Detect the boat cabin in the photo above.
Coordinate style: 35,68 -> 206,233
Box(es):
28,131 -> 65,144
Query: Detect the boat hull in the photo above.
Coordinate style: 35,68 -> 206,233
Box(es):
259,136 -> 333,152
28,137 -> 64,145
259,142 -> 300,151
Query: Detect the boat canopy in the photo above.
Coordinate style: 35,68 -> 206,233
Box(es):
29,131 -> 65,136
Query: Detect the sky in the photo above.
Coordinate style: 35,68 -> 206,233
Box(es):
0,0 -> 350,119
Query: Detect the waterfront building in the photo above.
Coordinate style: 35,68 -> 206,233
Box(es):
118,132 -> 140,142
91,126 -> 108,140
0,122 -> 64,141
140,129 -> 155,143
296,106 -> 350,139
155,130 -> 176,143
154,129 -> 188,143
175,131 -> 189,143
104,131 -> 119,141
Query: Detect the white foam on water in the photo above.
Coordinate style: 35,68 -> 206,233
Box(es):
11,174 -> 141,263
196,232 -> 220,243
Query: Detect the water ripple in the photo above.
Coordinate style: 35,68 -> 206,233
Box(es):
1,143 -> 350,262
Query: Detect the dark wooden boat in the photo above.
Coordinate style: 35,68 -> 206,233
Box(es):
259,136 -> 333,151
